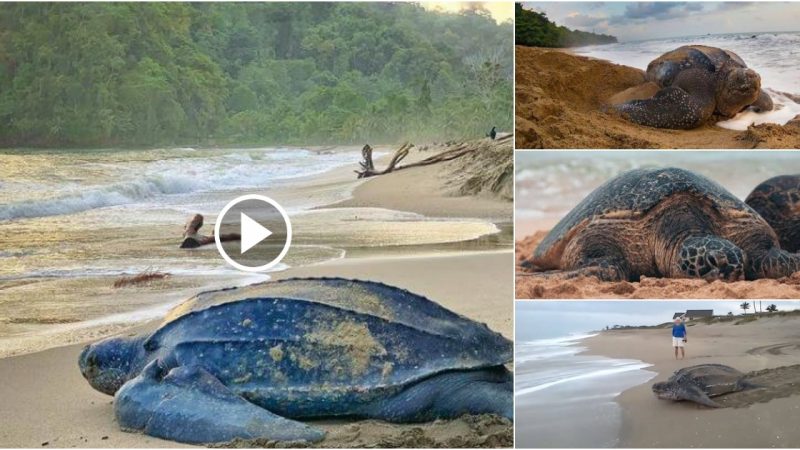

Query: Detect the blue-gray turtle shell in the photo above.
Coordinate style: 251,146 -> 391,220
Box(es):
534,167 -> 753,261
143,278 -> 511,417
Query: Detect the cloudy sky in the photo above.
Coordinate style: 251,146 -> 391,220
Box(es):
521,2 -> 800,41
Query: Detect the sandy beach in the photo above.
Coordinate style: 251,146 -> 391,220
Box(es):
0,139 -> 513,448
516,231 -> 800,299
515,46 -> 800,149
583,314 -> 800,447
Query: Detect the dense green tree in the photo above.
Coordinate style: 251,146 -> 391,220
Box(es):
0,3 -> 512,147
515,3 -> 617,48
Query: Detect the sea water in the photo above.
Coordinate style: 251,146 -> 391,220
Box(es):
516,151 -> 800,229
574,32 -> 800,130
515,304 -> 656,448
0,146 -> 499,357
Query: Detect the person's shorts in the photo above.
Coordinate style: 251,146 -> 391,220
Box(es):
672,337 -> 686,347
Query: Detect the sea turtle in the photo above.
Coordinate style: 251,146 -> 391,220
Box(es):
612,45 -> 774,129
78,278 -> 512,444
526,167 -> 800,281
652,364 -> 759,408
746,175 -> 800,253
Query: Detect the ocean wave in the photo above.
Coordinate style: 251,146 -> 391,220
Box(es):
515,361 -> 652,397
0,148 -> 359,221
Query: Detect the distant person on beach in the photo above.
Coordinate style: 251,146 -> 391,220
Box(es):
672,317 -> 687,359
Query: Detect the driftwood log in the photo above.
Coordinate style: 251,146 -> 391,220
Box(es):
180,213 -> 241,249
355,134 -> 512,179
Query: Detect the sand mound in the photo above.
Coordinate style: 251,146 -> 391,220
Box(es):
514,46 -> 800,149
439,136 -> 513,201
214,414 -> 513,448
516,230 -> 800,299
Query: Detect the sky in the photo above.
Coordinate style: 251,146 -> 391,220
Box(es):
422,1 -> 514,23
520,2 -> 800,41
516,301 -> 800,341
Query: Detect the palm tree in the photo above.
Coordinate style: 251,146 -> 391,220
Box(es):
766,304 -> 778,313
740,302 -> 751,315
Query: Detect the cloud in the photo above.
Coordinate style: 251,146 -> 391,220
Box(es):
608,2 -> 708,25
563,12 -> 609,28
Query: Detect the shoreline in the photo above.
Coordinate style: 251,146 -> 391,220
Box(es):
515,45 -> 800,149
582,316 -> 800,447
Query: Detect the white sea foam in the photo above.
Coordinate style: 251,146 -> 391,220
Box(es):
0,148 -> 359,221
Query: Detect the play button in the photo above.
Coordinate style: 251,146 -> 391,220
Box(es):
214,194 -> 292,272
240,213 -> 272,254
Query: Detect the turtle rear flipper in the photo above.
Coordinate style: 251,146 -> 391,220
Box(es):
115,360 -> 325,444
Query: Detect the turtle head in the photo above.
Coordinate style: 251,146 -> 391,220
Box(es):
717,67 -> 761,117
652,381 -> 681,400
79,335 -> 147,395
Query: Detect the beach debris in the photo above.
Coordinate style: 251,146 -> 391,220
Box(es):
522,167 -> 800,282
78,278 -> 512,445
180,213 -> 241,249
113,268 -> 170,288
355,134 -> 512,179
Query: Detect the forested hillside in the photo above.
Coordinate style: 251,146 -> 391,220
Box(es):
0,3 -> 512,147
515,3 -> 616,48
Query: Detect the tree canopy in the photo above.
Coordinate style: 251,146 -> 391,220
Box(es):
515,3 -> 617,48
0,3 -> 512,147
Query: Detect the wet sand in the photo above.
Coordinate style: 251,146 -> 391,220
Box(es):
516,231 -> 800,299
0,140 -> 513,448
515,46 -> 800,149
584,315 -> 800,447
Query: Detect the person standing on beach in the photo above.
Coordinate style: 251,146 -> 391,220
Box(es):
672,317 -> 687,359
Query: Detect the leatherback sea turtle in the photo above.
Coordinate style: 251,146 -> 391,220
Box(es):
652,364 -> 759,408
612,45 -> 773,129
78,278 -> 512,444
746,175 -> 800,253
527,168 -> 800,281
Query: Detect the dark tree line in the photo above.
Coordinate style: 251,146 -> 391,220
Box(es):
515,3 -> 617,48
0,3 -> 512,147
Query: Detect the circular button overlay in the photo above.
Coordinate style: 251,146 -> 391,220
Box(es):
214,194 -> 292,272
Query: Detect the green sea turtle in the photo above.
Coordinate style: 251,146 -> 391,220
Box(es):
746,175 -> 800,253
526,167 -> 800,281
652,364 -> 759,408
612,45 -> 773,129
78,278 -> 512,444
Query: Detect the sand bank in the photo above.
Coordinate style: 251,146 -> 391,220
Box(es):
584,315 -> 800,447
515,46 -> 800,149
516,231 -> 800,299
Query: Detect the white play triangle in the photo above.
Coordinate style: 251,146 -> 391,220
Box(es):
240,212 -> 272,254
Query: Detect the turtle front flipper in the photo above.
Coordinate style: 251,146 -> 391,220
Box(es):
751,89 -> 774,112
613,86 -> 713,130
115,360 -> 325,444
613,68 -> 717,130
679,384 -> 722,408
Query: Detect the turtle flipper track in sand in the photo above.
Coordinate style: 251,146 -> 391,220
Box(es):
715,364 -> 800,408
746,343 -> 800,357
